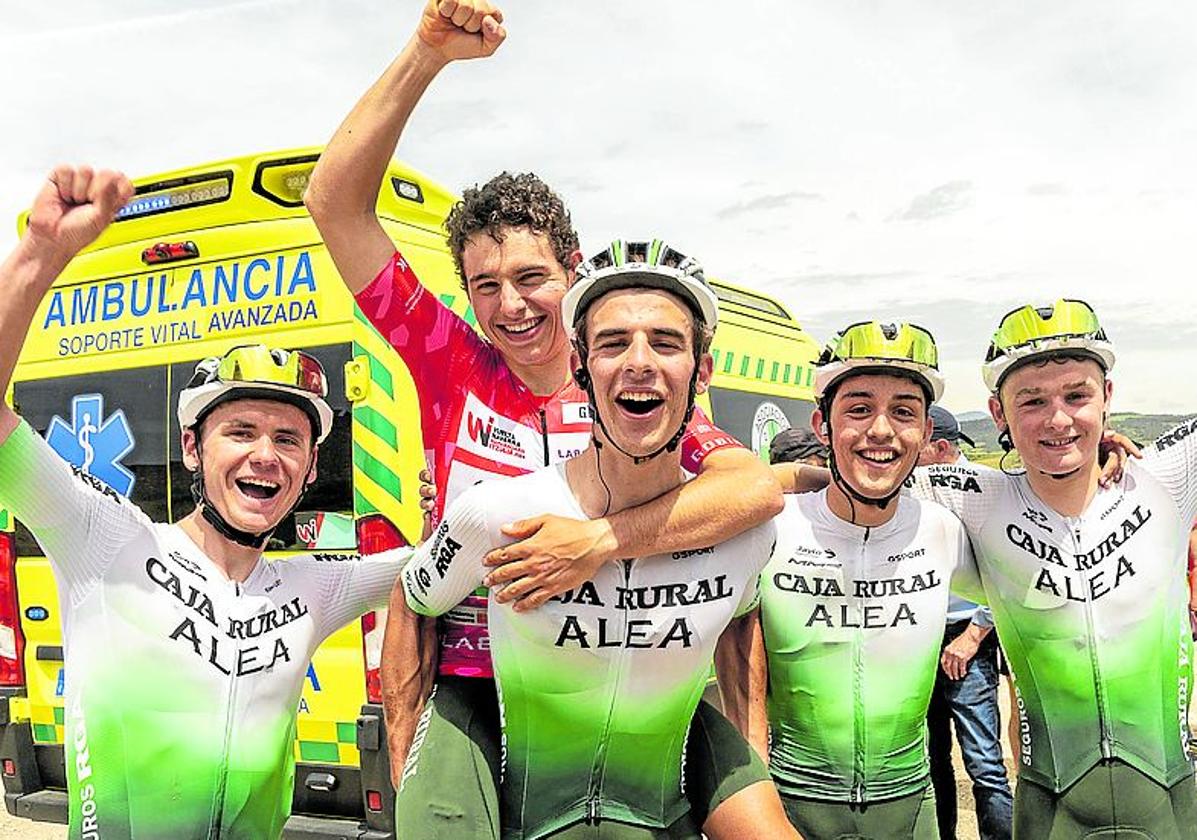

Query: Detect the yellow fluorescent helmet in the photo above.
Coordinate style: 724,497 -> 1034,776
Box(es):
982,299 -> 1115,392
814,321 -> 945,402
177,344 -> 333,443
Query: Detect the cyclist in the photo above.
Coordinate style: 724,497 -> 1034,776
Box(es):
731,322 -> 983,839
0,166 -> 408,839
398,241 -> 796,839
907,300 -> 1197,837
306,2 -> 789,835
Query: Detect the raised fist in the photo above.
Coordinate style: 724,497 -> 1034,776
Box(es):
26,165 -> 134,261
416,0 -> 506,62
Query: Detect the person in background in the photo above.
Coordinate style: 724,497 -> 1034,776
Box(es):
769,427 -> 829,468
919,406 -> 1014,840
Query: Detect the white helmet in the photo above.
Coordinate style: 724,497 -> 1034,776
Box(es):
177,345 -> 333,444
981,299 -> 1115,393
562,239 -> 719,331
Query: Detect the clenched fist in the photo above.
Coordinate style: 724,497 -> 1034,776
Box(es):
26,165 -> 134,263
416,0 -> 506,62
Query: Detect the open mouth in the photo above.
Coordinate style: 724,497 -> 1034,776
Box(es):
1040,435 -> 1080,450
497,316 -> 544,338
856,449 -> 899,465
615,390 -> 665,416
236,477 -> 281,500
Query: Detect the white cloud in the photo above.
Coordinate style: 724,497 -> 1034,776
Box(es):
2,0 -> 1195,414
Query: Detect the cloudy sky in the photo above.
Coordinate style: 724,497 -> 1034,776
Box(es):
3,1 -> 1195,414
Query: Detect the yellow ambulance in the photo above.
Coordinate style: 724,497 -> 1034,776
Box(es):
0,148 -> 820,838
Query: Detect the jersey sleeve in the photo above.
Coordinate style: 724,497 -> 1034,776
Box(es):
906,462 -> 1002,535
734,521 -> 776,617
1141,417 -> 1197,525
678,405 -> 742,474
402,484 -> 494,616
944,510 -> 987,606
355,251 -> 489,410
306,548 -> 412,641
0,420 -> 145,600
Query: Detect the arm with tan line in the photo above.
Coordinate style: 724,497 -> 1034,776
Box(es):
0,166 -> 133,445
306,0 -> 506,295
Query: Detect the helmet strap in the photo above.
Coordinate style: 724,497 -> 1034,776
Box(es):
188,432 -> 314,551
577,342 -> 698,466
820,397 -> 914,516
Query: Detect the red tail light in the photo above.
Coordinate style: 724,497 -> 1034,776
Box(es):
0,532 -> 25,686
356,515 -> 408,704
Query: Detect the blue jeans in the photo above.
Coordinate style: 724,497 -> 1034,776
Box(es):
927,626 -> 1014,840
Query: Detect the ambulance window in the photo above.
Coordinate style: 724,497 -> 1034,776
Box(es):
168,343 -> 355,551
11,367 -> 169,557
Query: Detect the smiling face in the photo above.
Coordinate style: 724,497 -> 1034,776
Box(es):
577,288 -> 712,459
182,399 -> 317,535
991,355 -> 1111,476
461,225 -> 573,384
815,372 -> 931,502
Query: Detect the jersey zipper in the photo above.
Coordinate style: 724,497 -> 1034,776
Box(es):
208,579 -> 243,838
1070,518 -> 1114,759
850,527 -> 870,805
539,408 -> 550,466
587,560 -> 633,823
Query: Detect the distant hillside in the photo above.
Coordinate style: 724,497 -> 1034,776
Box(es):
958,411 -> 1193,467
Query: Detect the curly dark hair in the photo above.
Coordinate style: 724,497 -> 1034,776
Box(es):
445,172 -> 579,288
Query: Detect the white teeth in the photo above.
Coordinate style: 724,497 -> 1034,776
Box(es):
240,478 -> 280,489
502,318 -> 539,334
618,392 -> 661,402
860,450 -> 897,463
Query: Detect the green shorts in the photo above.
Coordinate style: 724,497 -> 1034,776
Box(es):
1013,761 -> 1197,840
781,785 -> 939,840
546,814 -> 699,839
392,677 -> 768,838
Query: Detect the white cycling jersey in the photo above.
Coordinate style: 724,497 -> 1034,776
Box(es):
402,463 -> 774,840
0,420 -> 407,839
762,490 -> 982,803
908,418 -> 1197,793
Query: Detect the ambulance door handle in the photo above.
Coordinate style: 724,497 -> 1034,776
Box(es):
35,645 -> 63,662
344,357 -> 371,402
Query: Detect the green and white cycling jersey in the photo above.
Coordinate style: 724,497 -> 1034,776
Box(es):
909,419 -> 1197,794
0,421 -> 406,840
761,490 -> 982,803
401,464 -> 774,840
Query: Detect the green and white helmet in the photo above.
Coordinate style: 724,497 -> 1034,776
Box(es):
814,321 -> 945,403
982,299 -> 1115,393
562,239 -> 719,330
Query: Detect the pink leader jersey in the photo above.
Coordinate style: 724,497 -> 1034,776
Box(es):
355,252 -> 741,677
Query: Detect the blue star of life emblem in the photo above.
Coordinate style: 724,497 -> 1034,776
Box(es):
45,394 -> 136,497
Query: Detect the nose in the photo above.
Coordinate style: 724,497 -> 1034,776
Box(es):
1046,402 -> 1072,431
497,280 -> 526,317
866,412 -> 895,441
622,334 -> 656,376
248,434 -> 280,465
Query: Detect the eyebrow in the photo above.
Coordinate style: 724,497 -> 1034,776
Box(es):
592,326 -> 688,342
840,389 -> 923,403
467,262 -> 552,285
1014,380 -> 1096,398
224,418 -> 306,437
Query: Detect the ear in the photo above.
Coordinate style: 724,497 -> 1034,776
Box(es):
812,407 -> 830,445
181,427 -> 200,471
1103,377 -> 1114,415
306,445 -> 319,486
921,412 -> 934,447
565,249 -> 584,284
987,394 -> 1006,432
694,353 -> 714,395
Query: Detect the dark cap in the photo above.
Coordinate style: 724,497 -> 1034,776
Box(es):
768,428 -> 829,465
929,405 -> 975,447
